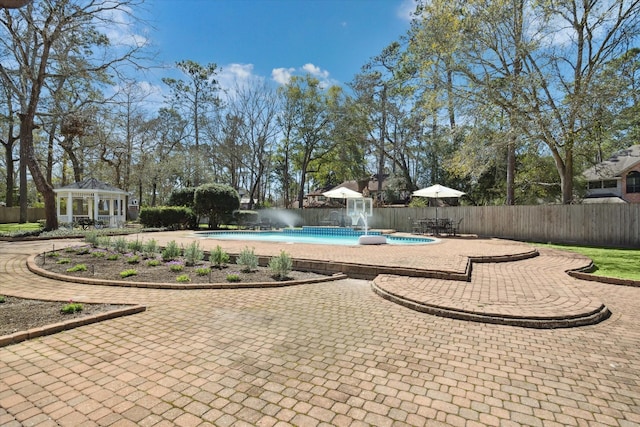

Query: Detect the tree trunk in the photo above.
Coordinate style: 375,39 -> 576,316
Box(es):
61,137 -> 83,182
151,178 -> 157,206
3,141 -> 15,207
19,113 -> 57,230
506,135 -> 515,205
19,128 -> 28,223
562,148 -> 573,204
378,85 -> 387,196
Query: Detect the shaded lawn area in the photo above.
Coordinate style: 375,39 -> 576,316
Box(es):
0,222 -> 42,233
544,244 -> 640,281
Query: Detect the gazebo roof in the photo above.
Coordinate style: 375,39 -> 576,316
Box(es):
54,177 -> 127,195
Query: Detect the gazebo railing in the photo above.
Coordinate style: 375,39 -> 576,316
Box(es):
57,214 -> 124,228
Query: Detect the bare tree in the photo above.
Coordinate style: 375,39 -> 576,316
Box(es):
0,0 -> 148,228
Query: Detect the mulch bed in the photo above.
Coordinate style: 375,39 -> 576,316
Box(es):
0,296 -> 130,336
34,245 -> 323,285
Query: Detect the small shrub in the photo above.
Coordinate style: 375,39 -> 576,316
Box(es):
76,246 -> 91,255
64,247 -> 78,253
120,269 -> 138,278
161,240 -> 181,261
61,302 -> 83,314
106,253 -> 120,261
269,250 -> 293,280
146,259 -> 161,267
67,264 -> 87,272
176,274 -> 190,283
113,237 -> 129,254
85,231 -> 99,247
195,267 -> 210,276
210,245 -> 230,268
127,239 -> 143,252
142,239 -> 159,258
47,251 -> 60,258
56,258 -> 72,264
236,246 -> 258,272
126,254 -> 140,264
0,296 -> 5,303
96,236 -> 112,249
226,273 -> 241,282
91,250 -> 106,258
184,241 -> 204,266
168,261 -> 184,272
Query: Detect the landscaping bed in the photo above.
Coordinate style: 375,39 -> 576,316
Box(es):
0,296 -> 131,336
33,238 -> 324,285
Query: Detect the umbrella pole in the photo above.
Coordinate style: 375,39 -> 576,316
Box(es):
435,195 -> 438,235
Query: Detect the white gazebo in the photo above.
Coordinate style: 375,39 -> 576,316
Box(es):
54,178 -> 128,227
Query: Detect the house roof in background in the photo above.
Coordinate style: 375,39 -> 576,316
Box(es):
582,195 -> 628,204
583,145 -> 640,180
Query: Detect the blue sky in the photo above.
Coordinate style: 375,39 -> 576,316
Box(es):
140,0 -> 415,92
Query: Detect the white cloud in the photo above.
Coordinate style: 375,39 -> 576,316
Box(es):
302,63 -> 330,79
271,64 -> 339,88
218,63 -> 256,89
397,0 -> 418,21
272,67 -> 295,85
96,5 -> 148,49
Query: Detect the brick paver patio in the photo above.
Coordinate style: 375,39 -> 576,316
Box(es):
1,233 -> 639,426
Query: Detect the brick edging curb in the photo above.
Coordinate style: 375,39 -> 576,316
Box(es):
27,254 -> 347,289
370,282 -> 611,329
0,305 -> 146,348
567,262 -> 640,287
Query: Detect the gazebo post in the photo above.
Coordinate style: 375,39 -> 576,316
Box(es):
93,192 -> 99,222
108,196 -> 115,226
66,191 -> 73,224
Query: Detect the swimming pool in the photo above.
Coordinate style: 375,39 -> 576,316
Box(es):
199,226 -> 435,246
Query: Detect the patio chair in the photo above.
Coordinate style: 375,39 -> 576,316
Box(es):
258,217 -> 272,230
320,210 -> 341,227
450,218 -> 463,236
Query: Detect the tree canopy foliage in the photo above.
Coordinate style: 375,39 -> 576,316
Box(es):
1,0 -> 639,228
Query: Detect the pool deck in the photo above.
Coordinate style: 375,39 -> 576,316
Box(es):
1,233 -> 639,426
20,230 -> 612,328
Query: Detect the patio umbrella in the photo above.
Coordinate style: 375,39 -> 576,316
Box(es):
412,184 -> 465,222
322,187 -> 363,199
322,187 -> 363,226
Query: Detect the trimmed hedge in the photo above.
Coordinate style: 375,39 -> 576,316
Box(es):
139,206 -> 197,229
233,210 -> 259,228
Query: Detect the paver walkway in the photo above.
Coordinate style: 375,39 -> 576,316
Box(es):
1,235 -> 639,426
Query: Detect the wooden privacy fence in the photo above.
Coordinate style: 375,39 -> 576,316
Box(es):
0,207 -> 45,224
293,204 -> 639,247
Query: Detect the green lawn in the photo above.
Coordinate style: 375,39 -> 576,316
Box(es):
542,244 -> 640,281
0,222 -> 42,232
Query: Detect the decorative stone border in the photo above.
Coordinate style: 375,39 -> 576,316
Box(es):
27,254 -> 348,289
0,305 -> 146,348
371,282 -> 611,329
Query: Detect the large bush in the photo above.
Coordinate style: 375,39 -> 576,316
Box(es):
233,210 -> 259,228
139,206 -> 197,229
194,184 -> 240,228
168,187 -> 196,208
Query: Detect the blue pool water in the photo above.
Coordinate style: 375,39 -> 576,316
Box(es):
199,226 -> 434,246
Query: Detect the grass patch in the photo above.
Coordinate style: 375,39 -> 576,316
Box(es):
0,222 -> 41,232
540,244 -> 640,281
